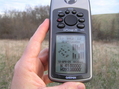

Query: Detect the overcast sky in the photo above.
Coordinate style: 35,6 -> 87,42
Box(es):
0,0 -> 119,15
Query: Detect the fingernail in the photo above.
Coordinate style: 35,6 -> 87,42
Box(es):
40,19 -> 49,26
44,18 -> 49,22
77,83 -> 85,89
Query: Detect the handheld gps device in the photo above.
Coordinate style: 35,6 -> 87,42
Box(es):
49,0 -> 92,82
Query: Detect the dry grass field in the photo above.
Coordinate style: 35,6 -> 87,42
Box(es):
86,41 -> 119,89
0,39 -> 119,89
0,40 -> 28,89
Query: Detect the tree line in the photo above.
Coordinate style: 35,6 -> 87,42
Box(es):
92,14 -> 119,41
0,5 -> 49,39
0,5 -> 118,40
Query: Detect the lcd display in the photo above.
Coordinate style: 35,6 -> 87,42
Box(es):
56,35 -> 86,74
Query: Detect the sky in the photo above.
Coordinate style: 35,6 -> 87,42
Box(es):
0,0 -> 119,15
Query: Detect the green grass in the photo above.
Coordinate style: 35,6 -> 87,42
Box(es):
0,40 -> 119,89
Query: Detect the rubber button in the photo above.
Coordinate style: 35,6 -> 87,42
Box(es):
57,18 -> 63,22
72,10 -> 77,14
57,23 -> 65,28
65,10 -> 70,14
58,12 -> 65,17
64,15 -> 77,26
79,18 -> 85,22
77,24 -> 85,29
77,13 -> 84,17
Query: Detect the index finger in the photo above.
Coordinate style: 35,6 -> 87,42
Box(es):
22,19 -> 49,59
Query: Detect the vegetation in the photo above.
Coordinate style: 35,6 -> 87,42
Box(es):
0,5 -> 49,39
0,40 -> 119,89
92,14 -> 119,41
0,5 -> 119,40
86,41 -> 119,89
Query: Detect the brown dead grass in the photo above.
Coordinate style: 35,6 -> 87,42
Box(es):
0,40 -> 119,89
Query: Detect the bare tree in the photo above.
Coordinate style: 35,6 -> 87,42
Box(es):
0,5 -> 50,39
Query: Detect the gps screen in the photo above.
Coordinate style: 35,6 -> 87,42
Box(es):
56,35 -> 86,74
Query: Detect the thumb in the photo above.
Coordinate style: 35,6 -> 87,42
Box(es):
44,82 -> 85,89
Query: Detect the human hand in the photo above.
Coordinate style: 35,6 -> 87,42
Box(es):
11,19 -> 85,89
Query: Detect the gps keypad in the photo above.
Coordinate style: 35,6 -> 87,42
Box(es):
57,8 -> 85,29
